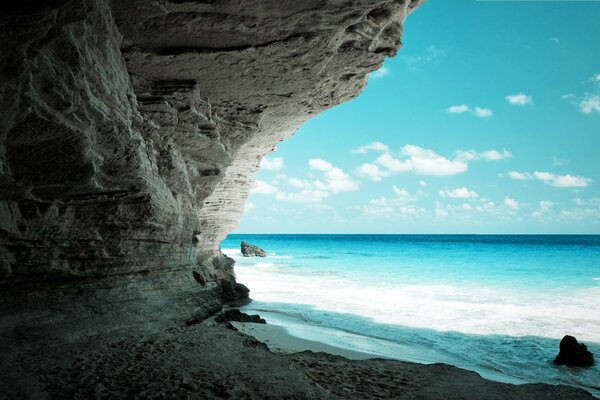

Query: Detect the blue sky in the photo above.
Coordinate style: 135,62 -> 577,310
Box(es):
235,0 -> 600,234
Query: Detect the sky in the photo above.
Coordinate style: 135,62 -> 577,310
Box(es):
235,0 -> 600,234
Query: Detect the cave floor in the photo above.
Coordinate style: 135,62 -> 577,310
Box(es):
1,320 -> 594,400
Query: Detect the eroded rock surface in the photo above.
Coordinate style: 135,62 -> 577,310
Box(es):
0,0 -> 421,288
241,241 -> 267,257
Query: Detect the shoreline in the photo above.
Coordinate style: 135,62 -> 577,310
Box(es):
232,319 -> 528,386
233,312 -> 599,398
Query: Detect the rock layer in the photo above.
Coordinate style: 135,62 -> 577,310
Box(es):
1,0 -> 422,289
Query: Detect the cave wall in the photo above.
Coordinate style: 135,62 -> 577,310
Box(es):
0,0 -> 422,323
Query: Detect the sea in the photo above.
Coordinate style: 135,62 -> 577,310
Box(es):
221,234 -> 600,396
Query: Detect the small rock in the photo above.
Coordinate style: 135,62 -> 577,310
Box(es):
554,335 -> 594,367
240,241 -> 267,257
215,309 -> 266,324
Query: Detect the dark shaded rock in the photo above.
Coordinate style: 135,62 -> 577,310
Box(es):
215,309 -> 266,324
241,241 -> 267,257
554,335 -> 595,367
221,280 -> 250,304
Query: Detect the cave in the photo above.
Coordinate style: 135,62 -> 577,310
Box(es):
0,1 -> 595,399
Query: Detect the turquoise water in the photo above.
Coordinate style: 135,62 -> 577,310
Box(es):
221,234 -> 600,395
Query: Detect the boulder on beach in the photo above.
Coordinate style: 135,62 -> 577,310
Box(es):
554,335 -> 594,367
215,309 -> 266,324
241,241 -> 267,257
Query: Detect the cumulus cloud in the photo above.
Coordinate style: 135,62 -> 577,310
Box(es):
533,171 -> 591,188
307,159 -> 359,193
355,163 -> 390,182
456,149 -> 513,161
504,196 -> 519,210
275,189 -> 330,203
287,177 -> 313,189
376,153 -> 413,173
401,145 -> 468,176
308,159 -> 334,171
251,180 -> 279,195
355,143 -> 513,182
446,105 -> 493,118
506,170 -> 592,188
260,156 -> 284,171
361,186 -> 423,217
253,159 -> 357,204
370,66 -> 389,79
539,200 -> 554,211
507,171 -> 531,180
580,95 -> 600,114
506,93 -> 533,106
439,187 -> 479,199
352,141 -> 389,154
473,107 -> 493,118
446,105 -> 469,114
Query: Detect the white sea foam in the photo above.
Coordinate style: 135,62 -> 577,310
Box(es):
235,261 -> 600,344
221,248 -> 241,257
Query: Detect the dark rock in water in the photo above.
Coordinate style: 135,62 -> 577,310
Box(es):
554,335 -> 595,367
241,241 -> 267,257
215,309 -> 266,324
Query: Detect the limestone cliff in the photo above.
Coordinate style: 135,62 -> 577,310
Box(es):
0,0 -> 422,318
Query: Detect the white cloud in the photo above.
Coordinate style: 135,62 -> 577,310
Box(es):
355,144 -> 469,180
260,156 -> 284,171
435,208 -> 449,217
473,107 -> 493,118
355,163 -> 390,182
400,45 -> 444,65
550,37 -> 559,44
504,196 -> 519,210
361,186 -> 422,217
580,95 -> 600,114
275,189 -> 330,203
244,202 -> 256,212
370,66 -> 389,79
439,187 -> 479,199
456,149 -> 513,161
533,171 -> 591,188
309,159 -> 334,171
376,153 -> 412,173
539,200 -> 554,211
287,177 -> 313,189
507,171 -> 531,180
251,180 -> 279,195
308,159 -> 359,193
352,141 -> 389,154
561,93 -> 575,100
506,93 -> 533,106
314,166 -> 359,193
506,170 -> 591,188
400,145 -> 467,176
419,180 -> 428,187
255,159 -> 357,204
447,105 -> 493,118
446,105 -> 469,114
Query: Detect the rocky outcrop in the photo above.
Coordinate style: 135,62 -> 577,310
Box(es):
215,309 -> 266,324
554,335 -> 595,367
0,0 -> 421,287
241,241 -> 267,257
0,0 -> 422,344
